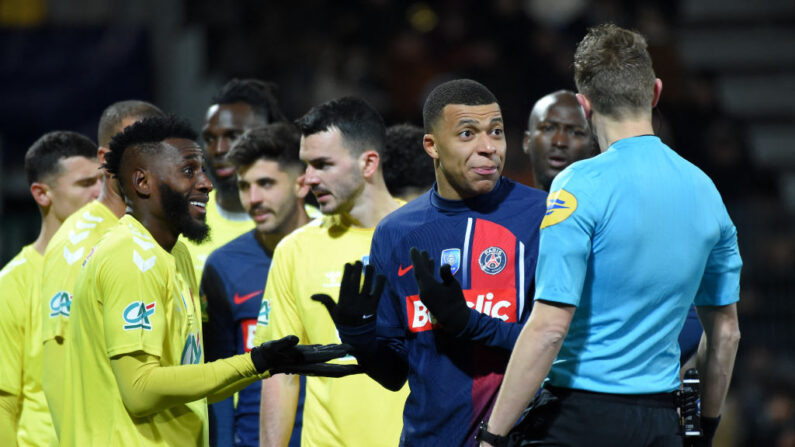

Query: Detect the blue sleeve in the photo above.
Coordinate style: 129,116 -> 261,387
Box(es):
339,229 -> 408,391
694,205 -> 742,306
201,259 -> 235,446
459,309 -> 524,351
534,169 -> 598,306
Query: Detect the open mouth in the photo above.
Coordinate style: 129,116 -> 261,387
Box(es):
547,155 -> 569,169
189,200 -> 207,215
214,165 -> 236,178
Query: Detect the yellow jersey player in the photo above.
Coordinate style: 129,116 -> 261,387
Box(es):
41,100 -> 164,438
182,79 -> 287,280
0,131 -> 102,446
256,97 -> 408,447
61,115 -> 353,447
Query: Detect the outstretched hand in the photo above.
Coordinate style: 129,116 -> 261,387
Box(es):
312,261 -> 386,327
250,335 -> 361,377
410,247 -> 471,335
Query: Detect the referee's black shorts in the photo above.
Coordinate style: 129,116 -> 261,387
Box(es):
513,385 -> 682,447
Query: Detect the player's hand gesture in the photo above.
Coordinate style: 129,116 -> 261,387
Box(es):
250,335 -> 362,377
410,247 -> 471,335
312,261 -> 386,327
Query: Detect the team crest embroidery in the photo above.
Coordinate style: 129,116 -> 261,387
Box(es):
123,301 -> 156,330
258,299 -> 271,326
440,248 -> 461,275
478,247 -> 506,275
49,291 -> 72,317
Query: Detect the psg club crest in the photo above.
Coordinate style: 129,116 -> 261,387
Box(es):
478,246 -> 506,275
440,248 -> 461,275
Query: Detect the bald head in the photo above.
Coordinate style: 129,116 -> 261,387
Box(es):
523,90 -> 595,191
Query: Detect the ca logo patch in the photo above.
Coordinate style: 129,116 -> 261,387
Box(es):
441,248 -> 461,275
49,291 -> 72,317
181,332 -> 202,365
258,299 -> 271,326
123,301 -> 156,330
540,189 -> 577,229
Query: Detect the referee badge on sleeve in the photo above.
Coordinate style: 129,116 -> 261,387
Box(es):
540,189 -> 577,229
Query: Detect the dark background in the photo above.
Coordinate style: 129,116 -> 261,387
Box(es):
0,0 -> 793,444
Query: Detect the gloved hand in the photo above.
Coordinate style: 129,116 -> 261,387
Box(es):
410,247 -> 471,335
272,363 -> 363,378
250,335 -> 353,375
685,415 -> 721,447
312,261 -> 386,327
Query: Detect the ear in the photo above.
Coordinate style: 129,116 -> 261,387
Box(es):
576,94 -> 592,119
30,182 -> 52,207
359,150 -> 380,180
522,131 -> 531,155
423,134 -> 439,160
294,172 -> 310,199
131,168 -> 151,197
651,78 -> 663,108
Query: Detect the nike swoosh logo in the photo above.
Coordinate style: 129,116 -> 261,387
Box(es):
234,290 -> 263,305
398,265 -> 413,276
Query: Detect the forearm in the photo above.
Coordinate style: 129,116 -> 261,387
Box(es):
111,352 -> 265,418
0,391 -> 18,447
486,301 -> 573,438
259,374 -> 299,447
697,304 -> 740,418
460,311 -> 523,350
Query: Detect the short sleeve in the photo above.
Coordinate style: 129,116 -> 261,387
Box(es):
0,270 -> 25,395
694,207 -> 742,306
254,243 -> 304,345
101,250 -> 167,359
534,168 -> 599,307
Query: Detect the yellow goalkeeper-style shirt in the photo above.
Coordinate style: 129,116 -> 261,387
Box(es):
0,245 -> 55,446
61,215 -> 207,446
254,213 -> 408,447
41,200 -> 119,435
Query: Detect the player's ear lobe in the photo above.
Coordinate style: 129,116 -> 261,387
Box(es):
423,134 -> 439,160
359,150 -> 380,179
30,182 -> 52,207
132,168 -> 151,197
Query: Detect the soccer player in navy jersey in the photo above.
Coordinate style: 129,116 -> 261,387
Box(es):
314,79 -> 548,446
201,122 -> 311,446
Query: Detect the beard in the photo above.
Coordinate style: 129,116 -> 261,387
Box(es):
159,183 -> 210,244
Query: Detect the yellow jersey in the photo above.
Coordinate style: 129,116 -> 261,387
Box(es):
180,190 -> 254,283
61,215 -> 207,446
41,200 -> 119,435
254,213 -> 408,447
0,245 -> 55,446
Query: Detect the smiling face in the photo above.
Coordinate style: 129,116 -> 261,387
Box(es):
426,103 -> 506,200
237,158 -> 301,235
201,102 -> 265,194
523,93 -> 593,191
149,138 -> 213,243
299,127 -> 364,215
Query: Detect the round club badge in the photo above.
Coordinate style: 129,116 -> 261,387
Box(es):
478,246 -> 506,275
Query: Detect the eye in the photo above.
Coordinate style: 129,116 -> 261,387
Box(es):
183,165 -> 195,177
491,127 -> 504,137
540,124 -> 554,132
459,129 -> 473,138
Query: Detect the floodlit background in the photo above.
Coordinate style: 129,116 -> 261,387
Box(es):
0,1 -> 793,444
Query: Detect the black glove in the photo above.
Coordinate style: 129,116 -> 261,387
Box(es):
272,363 -> 364,378
312,261 -> 386,327
250,335 -> 352,374
684,415 -> 721,447
410,247 -> 471,335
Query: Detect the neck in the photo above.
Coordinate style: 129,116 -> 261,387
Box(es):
592,111 -> 655,152
32,211 -> 61,255
98,175 -> 127,218
343,180 -> 400,228
216,187 -> 246,214
131,208 -> 178,252
255,202 -> 311,254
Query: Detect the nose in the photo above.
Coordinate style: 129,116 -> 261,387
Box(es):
303,166 -> 320,186
196,169 -> 214,193
551,128 -> 568,148
247,185 -> 263,206
217,138 -> 232,156
89,177 -> 102,200
477,133 -> 498,155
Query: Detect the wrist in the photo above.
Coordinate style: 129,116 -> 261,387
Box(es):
474,420 -> 509,447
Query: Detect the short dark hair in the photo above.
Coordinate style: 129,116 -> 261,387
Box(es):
97,100 -> 165,147
25,131 -> 97,185
212,79 -> 287,124
422,79 -> 498,132
574,24 -> 656,118
105,115 -> 197,178
295,96 -> 385,156
227,122 -> 303,172
383,124 -> 435,196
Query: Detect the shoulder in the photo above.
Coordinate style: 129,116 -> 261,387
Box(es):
501,178 -> 548,207
0,246 -> 37,284
377,192 -> 432,234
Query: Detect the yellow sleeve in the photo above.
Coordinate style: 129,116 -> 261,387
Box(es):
110,352 -> 267,418
0,391 -> 18,447
0,269 -> 25,396
253,243 -> 304,345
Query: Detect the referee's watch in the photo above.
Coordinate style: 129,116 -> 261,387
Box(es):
474,420 -> 510,447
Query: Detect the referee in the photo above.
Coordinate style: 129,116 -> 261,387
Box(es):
480,24 -> 741,447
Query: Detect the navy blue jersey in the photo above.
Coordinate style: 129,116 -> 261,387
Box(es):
202,230 -> 304,447
347,179 -> 547,446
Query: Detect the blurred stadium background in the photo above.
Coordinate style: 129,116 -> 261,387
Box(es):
0,0 -> 793,444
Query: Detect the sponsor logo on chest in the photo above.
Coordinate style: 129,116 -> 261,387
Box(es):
49,291 -> 72,317
406,288 -> 517,332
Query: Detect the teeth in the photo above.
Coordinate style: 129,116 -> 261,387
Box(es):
190,201 -> 206,209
